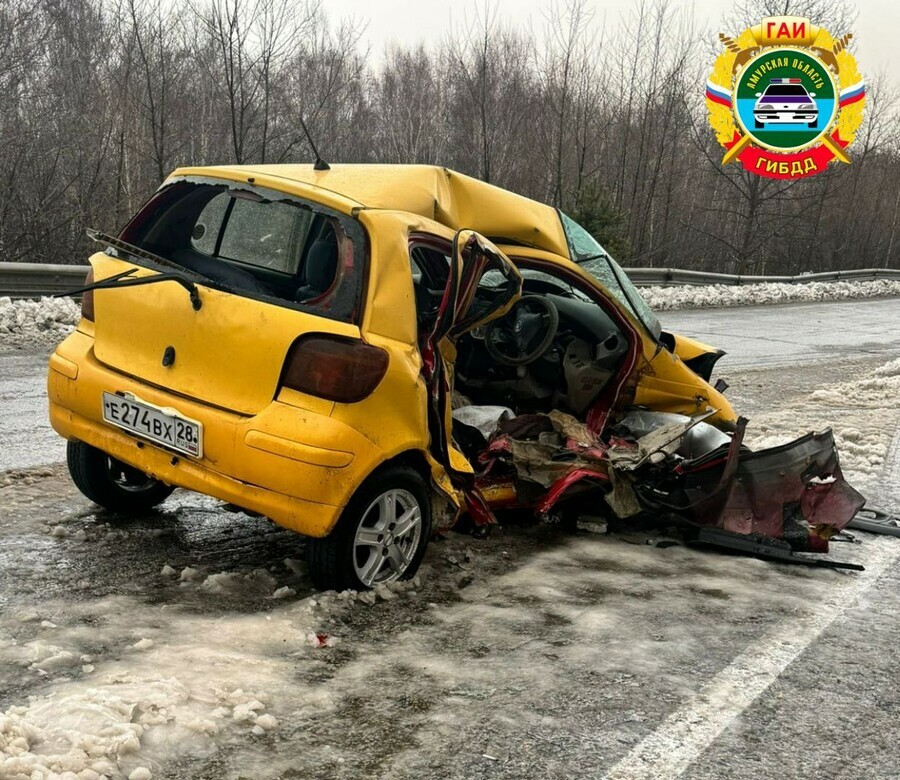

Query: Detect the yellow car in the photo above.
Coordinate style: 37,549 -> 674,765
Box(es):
48,165 -> 860,589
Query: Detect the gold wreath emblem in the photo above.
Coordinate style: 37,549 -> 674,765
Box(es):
708,22 -> 864,168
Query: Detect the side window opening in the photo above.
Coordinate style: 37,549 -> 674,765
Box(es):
189,191 -> 312,275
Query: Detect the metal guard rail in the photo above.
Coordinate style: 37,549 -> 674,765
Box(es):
2,262 -> 900,297
623,267 -> 900,287
0,263 -> 92,298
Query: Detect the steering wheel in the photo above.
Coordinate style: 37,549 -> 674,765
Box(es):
483,295 -> 560,367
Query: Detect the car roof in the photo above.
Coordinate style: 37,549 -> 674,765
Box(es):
170,163 -> 571,260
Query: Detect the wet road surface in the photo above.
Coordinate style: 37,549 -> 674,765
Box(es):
662,297 -> 900,369
2,297 -> 900,779
0,350 -> 59,471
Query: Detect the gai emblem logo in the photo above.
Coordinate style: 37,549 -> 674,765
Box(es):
706,16 -> 865,179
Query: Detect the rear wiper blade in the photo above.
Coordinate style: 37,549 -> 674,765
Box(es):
56,266 -> 203,311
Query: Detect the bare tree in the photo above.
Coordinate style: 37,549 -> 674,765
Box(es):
0,0 -> 896,273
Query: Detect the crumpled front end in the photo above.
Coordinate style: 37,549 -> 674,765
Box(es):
471,405 -> 865,558
631,417 -> 866,553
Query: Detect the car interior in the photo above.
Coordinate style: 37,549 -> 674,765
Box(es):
409,242 -> 632,420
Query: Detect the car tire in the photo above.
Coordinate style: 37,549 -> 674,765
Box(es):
755,119 -> 763,128
808,119 -> 817,128
307,465 -> 432,591
67,440 -> 175,514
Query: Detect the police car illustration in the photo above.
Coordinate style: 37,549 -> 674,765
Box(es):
753,78 -> 818,128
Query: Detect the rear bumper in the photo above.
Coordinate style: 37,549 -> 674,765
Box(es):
48,331 -> 388,537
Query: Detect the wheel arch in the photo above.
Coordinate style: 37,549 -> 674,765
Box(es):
320,446 -> 456,540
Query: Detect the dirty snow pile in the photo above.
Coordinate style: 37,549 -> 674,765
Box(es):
744,356 -> 900,497
0,296 -> 79,350
0,568 -> 421,780
643,278 -> 900,312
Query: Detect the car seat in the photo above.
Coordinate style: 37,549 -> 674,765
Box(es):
296,238 -> 338,300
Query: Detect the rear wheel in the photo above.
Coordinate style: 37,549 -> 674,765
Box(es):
66,440 -> 175,514
307,465 -> 431,591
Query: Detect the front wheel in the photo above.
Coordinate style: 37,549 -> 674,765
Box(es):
307,465 -> 431,591
67,440 -> 175,514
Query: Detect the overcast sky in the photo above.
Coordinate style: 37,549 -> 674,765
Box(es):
324,0 -> 897,80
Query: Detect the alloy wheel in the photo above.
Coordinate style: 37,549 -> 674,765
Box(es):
352,488 -> 423,587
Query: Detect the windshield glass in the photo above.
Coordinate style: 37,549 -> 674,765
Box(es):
763,85 -> 808,96
559,212 -> 661,339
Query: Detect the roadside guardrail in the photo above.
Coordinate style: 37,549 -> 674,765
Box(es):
1,262 -> 900,298
0,263 -> 90,298
623,267 -> 900,287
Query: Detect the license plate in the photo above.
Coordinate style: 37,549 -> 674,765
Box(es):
102,392 -> 203,457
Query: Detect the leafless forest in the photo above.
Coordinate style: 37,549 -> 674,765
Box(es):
0,0 -> 897,272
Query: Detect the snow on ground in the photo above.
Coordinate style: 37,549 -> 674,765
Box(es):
0,502 -> 890,780
0,297 -> 79,350
0,519 -> 854,780
742,356 -> 900,497
641,278 -> 900,312
0,557 -> 417,779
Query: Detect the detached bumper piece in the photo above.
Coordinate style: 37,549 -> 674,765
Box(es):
637,418 -> 866,555
686,527 -> 864,571
848,507 -> 900,537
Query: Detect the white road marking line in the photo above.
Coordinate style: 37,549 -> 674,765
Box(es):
604,536 -> 900,780
606,429 -> 900,780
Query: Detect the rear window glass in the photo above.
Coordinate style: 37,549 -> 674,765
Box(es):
191,194 -> 228,255
119,178 -> 366,324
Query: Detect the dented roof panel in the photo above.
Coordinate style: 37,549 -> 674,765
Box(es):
169,164 -> 571,259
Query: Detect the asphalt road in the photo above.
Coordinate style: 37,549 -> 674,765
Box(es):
661,297 -> 900,369
1,297 -> 900,780
0,350 -> 59,472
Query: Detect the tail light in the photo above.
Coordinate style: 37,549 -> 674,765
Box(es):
81,268 -> 95,321
281,335 -> 388,403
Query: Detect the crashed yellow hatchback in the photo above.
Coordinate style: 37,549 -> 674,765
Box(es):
47,164 -> 865,589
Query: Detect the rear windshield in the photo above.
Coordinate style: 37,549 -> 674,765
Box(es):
119,177 -> 366,323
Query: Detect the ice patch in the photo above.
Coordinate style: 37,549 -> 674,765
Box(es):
0,598 -> 340,779
254,714 -> 278,732
178,567 -> 203,583
27,642 -> 79,673
199,569 -> 279,595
